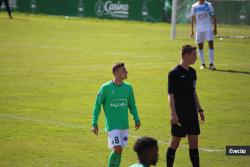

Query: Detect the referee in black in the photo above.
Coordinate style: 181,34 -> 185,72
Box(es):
166,45 -> 205,167
0,0 -> 13,19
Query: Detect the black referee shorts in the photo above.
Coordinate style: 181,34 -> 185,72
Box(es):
171,117 -> 200,137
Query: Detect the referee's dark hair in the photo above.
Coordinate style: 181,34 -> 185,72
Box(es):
112,62 -> 125,74
181,45 -> 196,58
134,136 -> 158,155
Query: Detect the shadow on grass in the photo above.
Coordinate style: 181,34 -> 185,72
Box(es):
214,69 -> 250,75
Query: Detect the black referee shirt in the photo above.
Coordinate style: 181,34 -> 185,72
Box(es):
168,65 -> 197,117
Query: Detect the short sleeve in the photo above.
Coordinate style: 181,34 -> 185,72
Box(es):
168,71 -> 176,94
208,3 -> 215,16
191,5 -> 195,16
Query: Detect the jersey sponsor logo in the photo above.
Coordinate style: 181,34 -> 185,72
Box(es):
110,99 -> 128,108
198,12 -> 209,20
181,75 -> 186,78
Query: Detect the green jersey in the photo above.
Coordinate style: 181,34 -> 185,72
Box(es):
129,163 -> 146,167
92,81 -> 140,131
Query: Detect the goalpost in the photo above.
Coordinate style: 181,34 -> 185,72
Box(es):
170,0 -> 178,40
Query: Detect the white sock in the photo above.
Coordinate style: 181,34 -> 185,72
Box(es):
209,49 -> 214,65
198,49 -> 205,64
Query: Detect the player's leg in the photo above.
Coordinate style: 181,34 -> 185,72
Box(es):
109,129 -> 128,167
166,135 -> 181,167
196,32 -> 206,69
0,0 -> 3,8
108,130 -> 123,167
206,30 -> 216,70
4,0 -> 12,19
198,42 -> 205,69
109,146 -> 123,167
208,40 -> 216,70
187,135 -> 200,167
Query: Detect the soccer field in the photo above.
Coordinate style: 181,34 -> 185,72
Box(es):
0,13 -> 250,167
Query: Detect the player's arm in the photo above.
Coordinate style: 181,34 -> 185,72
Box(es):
190,5 -> 195,38
91,86 -> 105,135
194,91 -> 205,123
168,72 -> 179,124
128,86 -> 141,130
191,15 -> 195,38
212,15 -> 217,36
209,3 -> 217,36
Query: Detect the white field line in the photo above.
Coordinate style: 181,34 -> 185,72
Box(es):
0,113 -> 224,153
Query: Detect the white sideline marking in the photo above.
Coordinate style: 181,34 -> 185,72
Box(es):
129,135 -> 223,152
0,113 -> 224,153
0,113 -> 83,129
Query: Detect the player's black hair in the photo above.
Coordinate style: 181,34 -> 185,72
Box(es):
112,62 -> 125,74
133,137 -> 158,155
181,44 -> 196,57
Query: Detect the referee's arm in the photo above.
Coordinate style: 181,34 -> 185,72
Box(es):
168,72 -> 179,125
168,71 -> 179,125
194,91 -> 202,110
168,94 -> 179,125
194,91 -> 205,123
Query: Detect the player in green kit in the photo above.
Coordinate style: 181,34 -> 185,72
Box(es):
92,62 -> 141,167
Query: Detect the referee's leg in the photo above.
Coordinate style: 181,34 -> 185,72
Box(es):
166,136 -> 181,167
187,135 -> 200,167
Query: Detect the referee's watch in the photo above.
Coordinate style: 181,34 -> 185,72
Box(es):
197,108 -> 204,113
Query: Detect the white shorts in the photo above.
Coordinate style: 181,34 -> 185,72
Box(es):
108,129 -> 128,149
195,31 -> 214,44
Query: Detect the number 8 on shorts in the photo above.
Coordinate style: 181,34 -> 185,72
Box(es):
108,129 -> 128,149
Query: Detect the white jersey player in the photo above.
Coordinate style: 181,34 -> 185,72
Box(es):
191,0 -> 217,70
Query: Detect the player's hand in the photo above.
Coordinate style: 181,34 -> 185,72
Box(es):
171,113 -> 179,125
214,29 -> 217,36
92,126 -> 99,135
135,122 -> 141,131
199,112 -> 205,123
190,31 -> 194,39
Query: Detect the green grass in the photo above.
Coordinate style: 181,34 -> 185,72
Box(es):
0,13 -> 250,167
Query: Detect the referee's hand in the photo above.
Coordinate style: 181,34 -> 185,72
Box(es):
171,113 -> 179,125
199,112 -> 205,123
